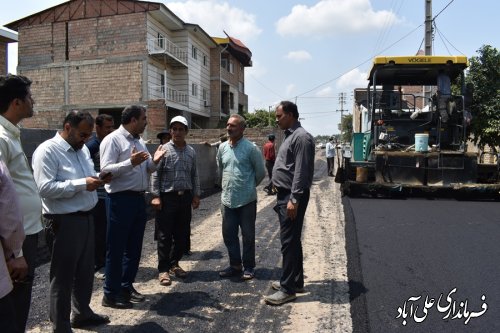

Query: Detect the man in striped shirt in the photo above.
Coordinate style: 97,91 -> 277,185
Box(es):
150,116 -> 200,286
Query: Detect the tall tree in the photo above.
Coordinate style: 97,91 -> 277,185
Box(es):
339,114 -> 353,143
467,45 -> 500,151
242,109 -> 275,128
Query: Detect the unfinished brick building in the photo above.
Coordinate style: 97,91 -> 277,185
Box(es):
0,28 -> 17,75
5,0 -> 252,140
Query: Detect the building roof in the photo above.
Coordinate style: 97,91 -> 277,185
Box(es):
184,24 -> 217,48
5,0 -> 163,31
0,28 -> 17,43
213,36 -> 252,67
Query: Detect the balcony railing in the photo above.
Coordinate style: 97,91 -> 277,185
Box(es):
149,85 -> 188,106
147,38 -> 188,66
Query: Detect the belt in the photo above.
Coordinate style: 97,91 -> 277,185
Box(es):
111,190 -> 145,196
43,210 -> 92,218
161,190 -> 190,196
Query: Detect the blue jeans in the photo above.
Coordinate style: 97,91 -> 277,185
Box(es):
221,201 -> 256,269
104,192 -> 147,297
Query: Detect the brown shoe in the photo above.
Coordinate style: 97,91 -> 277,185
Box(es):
159,272 -> 171,286
169,265 -> 187,278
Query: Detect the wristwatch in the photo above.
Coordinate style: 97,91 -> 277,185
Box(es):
290,197 -> 298,205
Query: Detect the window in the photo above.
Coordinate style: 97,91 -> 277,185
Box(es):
221,58 -> 228,70
229,92 -> 234,109
202,88 -> 207,102
192,46 -> 197,59
157,33 -> 164,49
191,83 -> 198,96
229,61 -> 234,74
203,55 -> 207,67
160,74 -> 165,94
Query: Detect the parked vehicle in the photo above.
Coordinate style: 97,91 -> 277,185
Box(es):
341,55 -> 500,199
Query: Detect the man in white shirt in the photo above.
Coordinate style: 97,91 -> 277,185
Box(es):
100,105 -> 165,309
325,136 -> 336,177
32,111 -> 111,332
0,74 -> 42,332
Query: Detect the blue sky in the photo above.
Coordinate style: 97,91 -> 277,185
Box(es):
2,0 -> 498,136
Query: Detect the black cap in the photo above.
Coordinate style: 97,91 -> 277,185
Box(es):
156,129 -> 170,140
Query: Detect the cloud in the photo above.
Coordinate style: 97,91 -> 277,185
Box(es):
166,1 -> 262,42
286,84 -> 296,97
276,0 -> 401,38
285,50 -> 312,62
246,59 -> 267,78
336,68 -> 367,90
316,86 -> 333,97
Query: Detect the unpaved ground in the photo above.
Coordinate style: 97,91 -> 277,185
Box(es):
27,153 -> 352,332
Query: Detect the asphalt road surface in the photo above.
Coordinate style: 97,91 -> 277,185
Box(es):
27,151 -> 352,333
344,196 -> 500,333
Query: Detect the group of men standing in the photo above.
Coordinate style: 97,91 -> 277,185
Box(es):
215,102 -> 315,306
0,72 -> 316,333
0,75 -> 170,332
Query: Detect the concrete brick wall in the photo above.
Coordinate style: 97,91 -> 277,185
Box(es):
22,67 -> 66,106
68,61 -> 143,105
18,24 -> 54,67
94,13 -> 147,58
186,127 -> 281,150
21,110 -> 66,130
146,99 -> 168,141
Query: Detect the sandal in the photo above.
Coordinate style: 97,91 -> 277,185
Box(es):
219,266 -> 242,278
159,272 -> 171,286
242,267 -> 255,280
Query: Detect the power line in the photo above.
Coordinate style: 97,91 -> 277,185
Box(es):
294,22 -> 423,99
434,23 -> 452,55
433,0 -> 455,20
248,73 -> 284,100
294,0 -> 459,100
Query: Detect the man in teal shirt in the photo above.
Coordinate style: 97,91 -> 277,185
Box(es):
217,114 -> 265,280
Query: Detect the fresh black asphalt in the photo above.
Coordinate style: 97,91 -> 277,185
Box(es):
344,196 -> 500,333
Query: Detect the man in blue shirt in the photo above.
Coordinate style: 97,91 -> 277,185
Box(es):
217,114 -> 265,280
85,114 -> 114,278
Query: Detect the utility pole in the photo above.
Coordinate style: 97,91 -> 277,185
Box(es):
337,92 -> 348,141
424,0 -> 433,105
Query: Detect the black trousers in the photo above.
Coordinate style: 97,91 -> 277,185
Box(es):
0,291 -> 18,333
43,213 -> 95,332
327,157 -> 335,176
265,160 -> 274,189
93,198 -> 108,270
10,232 -> 38,333
156,192 -> 192,272
274,189 -> 310,294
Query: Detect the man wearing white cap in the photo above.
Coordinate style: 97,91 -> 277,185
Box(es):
150,116 -> 200,286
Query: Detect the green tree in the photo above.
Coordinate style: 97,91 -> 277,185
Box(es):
242,109 -> 275,128
339,114 -> 353,143
467,45 -> 500,150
